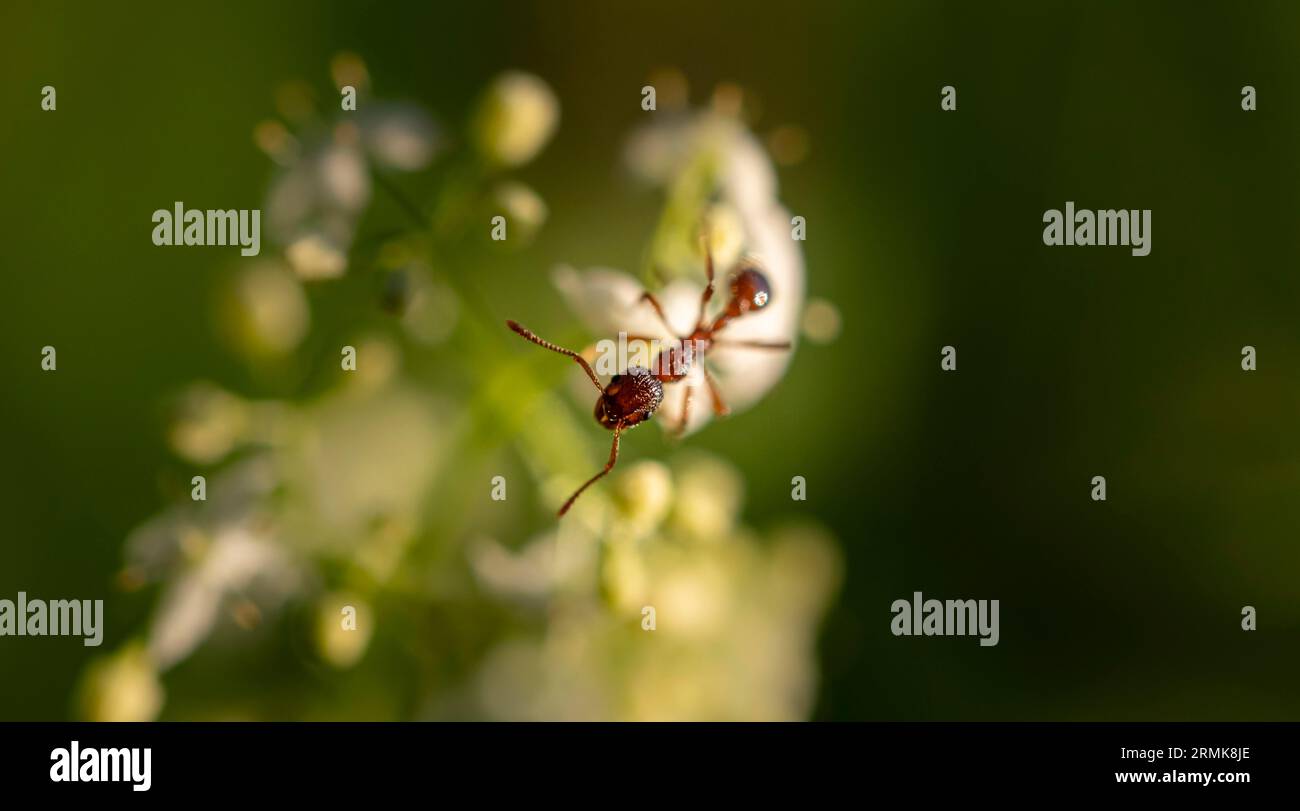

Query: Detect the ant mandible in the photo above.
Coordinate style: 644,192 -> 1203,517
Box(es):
507,233 -> 791,517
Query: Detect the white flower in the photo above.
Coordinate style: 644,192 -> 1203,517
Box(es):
265,135 -> 370,272
147,524 -> 298,670
285,232 -> 348,280
469,531 -> 590,601
358,101 -> 439,171
119,457 -> 300,675
624,113 -> 777,204
494,181 -> 548,241
552,112 -> 803,435
264,100 -> 436,279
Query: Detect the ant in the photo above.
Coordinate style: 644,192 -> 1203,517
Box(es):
507,234 -> 790,516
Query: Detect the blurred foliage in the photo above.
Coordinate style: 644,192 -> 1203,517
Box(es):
3,1 -> 1300,721
48,54 -> 837,720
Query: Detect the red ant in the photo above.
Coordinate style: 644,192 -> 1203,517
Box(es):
507,235 -> 790,516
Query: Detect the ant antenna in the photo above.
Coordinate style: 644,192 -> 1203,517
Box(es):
506,320 -> 603,392
557,425 -> 622,516
696,230 -> 716,329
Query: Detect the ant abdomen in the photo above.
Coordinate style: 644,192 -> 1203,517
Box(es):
595,366 -> 663,429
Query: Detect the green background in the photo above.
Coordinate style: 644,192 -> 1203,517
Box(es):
1,0 -> 1297,719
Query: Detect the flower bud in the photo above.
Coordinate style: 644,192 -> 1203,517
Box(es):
79,643 -> 164,722
472,72 -> 559,168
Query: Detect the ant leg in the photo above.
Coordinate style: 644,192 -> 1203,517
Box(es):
695,231 -> 716,329
710,339 -> 792,351
670,384 -> 695,438
507,320 -> 604,392
702,366 -> 731,417
558,426 -> 622,516
638,292 -> 680,337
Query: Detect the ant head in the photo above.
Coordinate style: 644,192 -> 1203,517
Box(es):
728,265 -> 772,316
595,366 -> 664,430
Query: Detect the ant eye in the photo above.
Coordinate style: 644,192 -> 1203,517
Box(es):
594,395 -> 619,429
731,268 -> 772,312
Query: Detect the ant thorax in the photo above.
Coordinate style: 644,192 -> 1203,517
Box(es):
652,337 -> 709,383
